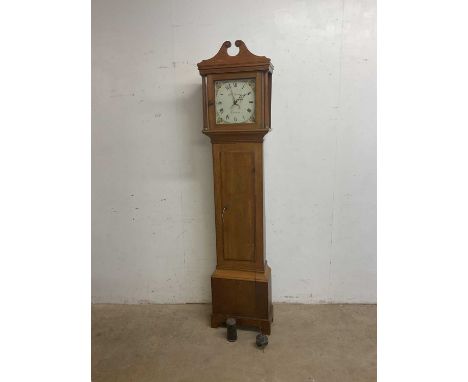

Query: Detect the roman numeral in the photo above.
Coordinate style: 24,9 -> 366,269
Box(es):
234,117 -> 237,122
226,114 -> 229,120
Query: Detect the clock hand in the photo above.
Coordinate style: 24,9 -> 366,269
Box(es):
229,85 -> 237,105
235,92 -> 251,103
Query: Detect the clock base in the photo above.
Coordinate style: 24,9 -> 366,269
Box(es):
210,264 -> 273,335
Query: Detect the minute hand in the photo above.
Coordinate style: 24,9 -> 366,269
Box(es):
229,86 -> 237,105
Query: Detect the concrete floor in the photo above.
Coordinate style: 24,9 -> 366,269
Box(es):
92,304 -> 376,382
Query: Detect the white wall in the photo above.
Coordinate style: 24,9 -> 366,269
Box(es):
92,0 -> 376,304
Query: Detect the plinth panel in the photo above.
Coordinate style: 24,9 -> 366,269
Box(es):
211,265 -> 273,334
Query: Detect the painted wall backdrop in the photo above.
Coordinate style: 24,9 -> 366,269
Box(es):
92,0 -> 376,303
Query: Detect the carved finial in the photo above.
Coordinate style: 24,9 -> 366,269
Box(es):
234,40 -> 251,55
219,41 -> 231,55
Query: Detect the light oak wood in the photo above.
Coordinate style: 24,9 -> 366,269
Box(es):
198,40 -> 273,334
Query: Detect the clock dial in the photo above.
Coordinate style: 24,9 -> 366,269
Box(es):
215,79 -> 255,124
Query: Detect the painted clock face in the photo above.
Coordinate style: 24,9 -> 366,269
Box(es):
215,79 -> 255,124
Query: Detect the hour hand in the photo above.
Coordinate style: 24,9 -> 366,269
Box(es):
236,92 -> 251,103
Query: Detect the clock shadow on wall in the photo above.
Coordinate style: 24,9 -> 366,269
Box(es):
175,73 -> 218,301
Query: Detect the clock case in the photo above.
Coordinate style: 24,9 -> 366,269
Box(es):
198,40 -> 274,334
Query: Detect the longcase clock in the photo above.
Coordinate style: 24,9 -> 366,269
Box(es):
197,40 -> 274,334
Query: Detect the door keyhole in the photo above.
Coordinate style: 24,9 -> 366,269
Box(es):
221,206 -> 228,222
